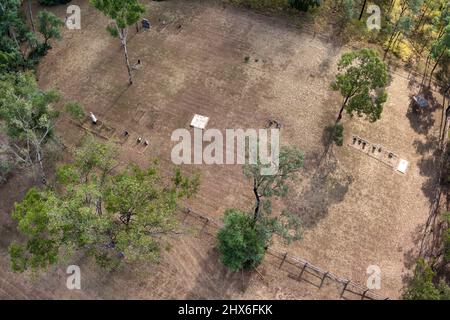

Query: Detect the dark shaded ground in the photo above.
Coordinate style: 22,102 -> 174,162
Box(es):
185,248 -> 250,299
286,148 -> 353,229
406,88 -> 441,136
401,85 -> 449,291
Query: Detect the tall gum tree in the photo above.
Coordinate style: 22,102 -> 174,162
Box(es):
331,48 -> 389,124
91,0 -> 145,85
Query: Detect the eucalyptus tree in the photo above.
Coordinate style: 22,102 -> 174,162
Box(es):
91,0 -> 146,85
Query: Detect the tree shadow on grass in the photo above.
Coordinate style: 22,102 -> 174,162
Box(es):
402,187 -> 448,289
407,73 -> 420,91
314,44 -> 341,78
406,88 -> 441,136
403,138 -> 448,287
286,148 -> 353,229
413,135 -> 442,204
185,247 -> 251,299
400,93 -> 450,288
409,138 -> 443,253
413,135 -> 440,156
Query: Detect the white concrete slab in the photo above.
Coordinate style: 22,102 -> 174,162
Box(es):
397,159 -> 409,174
190,114 -> 209,129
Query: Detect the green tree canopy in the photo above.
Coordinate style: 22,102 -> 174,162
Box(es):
404,258 -> 450,300
37,10 -> 64,48
217,209 -> 268,272
288,0 -> 321,12
0,71 -> 60,179
383,0 -> 424,59
0,0 -> 38,70
9,188 -> 59,272
217,145 -> 304,272
65,101 -> 85,123
9,136 -> 199,272
243,145 -> 303,233
429,23 -> 450,83
91,0 -> 146,85
331,48 -> 388,123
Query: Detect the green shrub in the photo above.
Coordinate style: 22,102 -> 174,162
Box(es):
217,209 -> 268,272
288,0 -> 321,12
404,258 -> 450,300
65,101 -> 85,122
0,0 -> 45,69
28,43 -> 51,61
0,157 -> 13,184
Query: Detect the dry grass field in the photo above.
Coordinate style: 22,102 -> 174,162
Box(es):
0,0 -> 444,299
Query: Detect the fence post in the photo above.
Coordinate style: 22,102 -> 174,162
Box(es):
341,280 -> 350,298
200,218 -> 209,233
279,252 -> 288,269
177,207 -> 390,300
320,272 -> 329,288
297,262 -> 308,281
361,289 -> 369,300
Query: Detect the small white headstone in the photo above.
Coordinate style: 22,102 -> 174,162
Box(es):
90,112 -> 97,124
190,114 -> 209,130
397,159 -> 409,174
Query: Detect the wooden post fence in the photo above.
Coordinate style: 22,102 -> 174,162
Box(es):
361,289 -> 369,300
298,262 -> 308,281
341,280 -> 350,298
200,217 -> 209,233
181,207 -> 388,300
279,252 -> 288,269
320,272 -> 329,288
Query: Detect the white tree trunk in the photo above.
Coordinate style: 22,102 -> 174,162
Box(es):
118,27 -> 133,85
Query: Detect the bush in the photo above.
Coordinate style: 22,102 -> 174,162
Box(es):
65,101 -> 85,122
28,43 -> 51,61
217,209 -> 268,272
0,0 -> 46,71
0,157 -> 13,185
288,0 -> 321,12
404,258 -> 450,300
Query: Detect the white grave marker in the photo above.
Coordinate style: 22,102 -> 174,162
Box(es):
397,159 -> 409,174
190,114 -> 209,130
